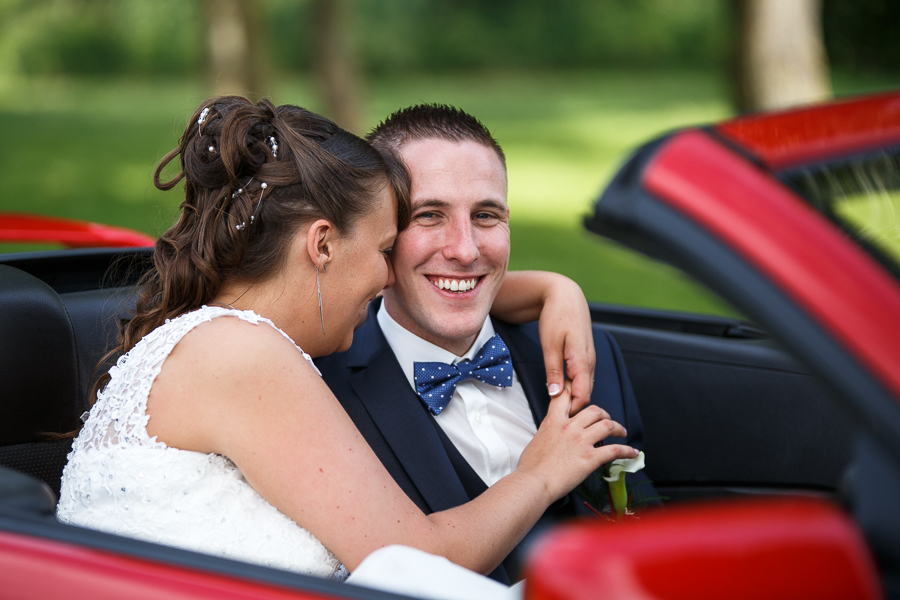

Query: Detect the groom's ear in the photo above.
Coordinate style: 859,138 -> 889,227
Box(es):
305,218 -> 336,270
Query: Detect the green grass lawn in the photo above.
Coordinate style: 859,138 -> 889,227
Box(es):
1,69 -> 896,316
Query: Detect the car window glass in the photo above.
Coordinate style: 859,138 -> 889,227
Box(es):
789,150 -> 900,279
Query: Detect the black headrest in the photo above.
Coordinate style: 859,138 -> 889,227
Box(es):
0,464 -> 56,516
0,265 -> 81,445
61,287 -> 134,409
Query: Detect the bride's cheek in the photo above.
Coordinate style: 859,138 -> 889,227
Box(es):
354,306 -> 368,331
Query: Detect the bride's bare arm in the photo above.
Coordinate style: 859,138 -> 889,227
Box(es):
490,270 -> 596,412
146,317 -> 635,575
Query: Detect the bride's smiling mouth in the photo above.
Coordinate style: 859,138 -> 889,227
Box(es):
427,276 -> 481,293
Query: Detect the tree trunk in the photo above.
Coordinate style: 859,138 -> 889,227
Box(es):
312,0 -> 365,134
733,0 -> 831,111
205,0 -> 267,98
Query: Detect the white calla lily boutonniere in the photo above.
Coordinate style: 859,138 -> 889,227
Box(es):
602,451 -> 646,519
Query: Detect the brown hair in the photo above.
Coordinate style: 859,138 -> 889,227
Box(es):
366,103 -> 506,170
91,96 -> 409,404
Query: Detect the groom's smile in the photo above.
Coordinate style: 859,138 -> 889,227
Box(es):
427,276 -> 480,293
382,137 -> 510,357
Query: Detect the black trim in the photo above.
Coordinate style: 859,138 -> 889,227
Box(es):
0,247 -> 153,293
589,301 -> 765,339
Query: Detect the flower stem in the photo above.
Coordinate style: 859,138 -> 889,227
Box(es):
609,477 -> 628,519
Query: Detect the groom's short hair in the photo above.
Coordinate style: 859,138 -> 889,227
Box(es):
366,104 -> 506,171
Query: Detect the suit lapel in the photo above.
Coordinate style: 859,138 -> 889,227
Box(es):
494,320 -> 551,426
347,305 -> 471,514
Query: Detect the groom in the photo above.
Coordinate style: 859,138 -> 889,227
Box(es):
316,105 -> 653,583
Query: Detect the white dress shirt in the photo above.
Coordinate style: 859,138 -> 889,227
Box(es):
378,304 -> 538,486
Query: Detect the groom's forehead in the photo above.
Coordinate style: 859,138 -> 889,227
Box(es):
401,139 -> 508,202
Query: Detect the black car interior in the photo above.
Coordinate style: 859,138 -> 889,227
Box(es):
0,248 -> 856,512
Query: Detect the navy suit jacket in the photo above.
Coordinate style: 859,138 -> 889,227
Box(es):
315,299 -> 654,583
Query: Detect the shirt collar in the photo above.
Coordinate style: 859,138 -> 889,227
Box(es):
377,302 -> 497,391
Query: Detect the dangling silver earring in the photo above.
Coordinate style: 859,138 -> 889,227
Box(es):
316,264 -> 325,335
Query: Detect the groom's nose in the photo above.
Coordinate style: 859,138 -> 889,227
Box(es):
441,218 -> 479,265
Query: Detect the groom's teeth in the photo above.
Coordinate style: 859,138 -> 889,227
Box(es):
432,278 -> 477,292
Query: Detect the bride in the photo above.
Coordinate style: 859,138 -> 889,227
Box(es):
57,96 -> 636,595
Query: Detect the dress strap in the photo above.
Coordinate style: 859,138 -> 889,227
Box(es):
199,305 -> 321,376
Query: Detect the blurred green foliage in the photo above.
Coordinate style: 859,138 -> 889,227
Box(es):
0,0 -> 203,76
349,0 -> 728,72
2,1 -> 727,76
2,1 -> 898,78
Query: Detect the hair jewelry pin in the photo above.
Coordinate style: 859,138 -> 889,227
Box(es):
234,179 -> 268,231
234,137 -> 278,230
199,107 -> 214,151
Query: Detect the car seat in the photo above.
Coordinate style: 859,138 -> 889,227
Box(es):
0,265 -> 86,499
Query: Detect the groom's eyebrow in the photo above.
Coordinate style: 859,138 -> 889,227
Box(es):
412,199 -> 452,210
472,199 -> 508,212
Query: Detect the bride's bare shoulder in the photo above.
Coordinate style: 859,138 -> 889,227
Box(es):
175,313 -> 302,362
146,314 -> 320,451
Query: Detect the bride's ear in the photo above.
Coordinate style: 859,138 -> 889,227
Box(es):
305,219 -> 336,271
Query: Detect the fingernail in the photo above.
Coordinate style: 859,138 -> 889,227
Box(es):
547,383 -> 561,396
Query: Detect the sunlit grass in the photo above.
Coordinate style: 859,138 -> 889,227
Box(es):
836,189 -> 900,265
2,69 -> 894,315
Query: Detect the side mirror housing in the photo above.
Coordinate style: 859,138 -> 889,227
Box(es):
525,497 -> 880,600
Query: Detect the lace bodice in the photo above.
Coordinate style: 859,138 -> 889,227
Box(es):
57,306 -> 348,579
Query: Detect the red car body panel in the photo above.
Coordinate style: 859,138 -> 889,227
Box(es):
526,498 -> 881,600
642,130 -> 900,402
715,92 -> 900,169
0,212 -> 155,248
0,530 -> 336,600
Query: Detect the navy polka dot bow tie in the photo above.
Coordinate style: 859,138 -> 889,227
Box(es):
413,334 -> 513,415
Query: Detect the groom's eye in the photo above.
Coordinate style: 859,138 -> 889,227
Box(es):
473,211 -> 501,225
415,211 -> 441,224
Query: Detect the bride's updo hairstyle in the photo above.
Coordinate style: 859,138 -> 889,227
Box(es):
120,96 -> 409,356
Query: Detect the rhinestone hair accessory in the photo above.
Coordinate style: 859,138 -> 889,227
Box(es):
235,182 -> 268,231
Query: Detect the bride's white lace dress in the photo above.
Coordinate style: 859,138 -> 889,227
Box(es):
57,306 -> 348,579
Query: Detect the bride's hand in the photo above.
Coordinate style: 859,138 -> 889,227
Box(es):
516,383 -> 637,502
535,275 -> 594,414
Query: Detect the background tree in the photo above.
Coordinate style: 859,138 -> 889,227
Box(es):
733,0 -> 832,111
312,0 -> 364,134
205,0 -> 267,97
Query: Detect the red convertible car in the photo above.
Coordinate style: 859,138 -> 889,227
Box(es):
1,92 -> 899,599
